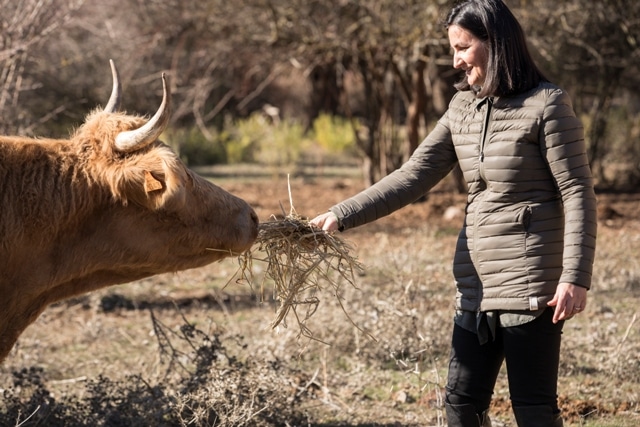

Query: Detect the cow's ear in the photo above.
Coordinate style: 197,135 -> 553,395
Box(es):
143,170 -> 164,193
111,148 -> 186,210
133,169 -> 168,209
114,167 -> 167,210
131,163 -> 187,211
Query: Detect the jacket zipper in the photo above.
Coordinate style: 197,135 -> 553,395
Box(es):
472,97 -> 493,313
478,97 -> 493,179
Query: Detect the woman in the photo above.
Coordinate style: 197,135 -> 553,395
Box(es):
310,1 -> 597,426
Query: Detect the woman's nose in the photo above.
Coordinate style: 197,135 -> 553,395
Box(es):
453,53 -> 463,69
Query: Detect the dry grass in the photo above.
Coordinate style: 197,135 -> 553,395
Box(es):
235,178 -> 365,340
238,213 -> 362,335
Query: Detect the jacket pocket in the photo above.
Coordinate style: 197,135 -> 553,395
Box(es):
473,205 -> 531,289
519,205 -> 532,231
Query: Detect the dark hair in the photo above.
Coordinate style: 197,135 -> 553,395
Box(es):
445,0 -> 548,97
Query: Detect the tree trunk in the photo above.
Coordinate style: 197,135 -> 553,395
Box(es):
404,50 -> 427,163
586,67 -> 622,187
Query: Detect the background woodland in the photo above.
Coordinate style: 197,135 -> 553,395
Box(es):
2,0 -> 639,189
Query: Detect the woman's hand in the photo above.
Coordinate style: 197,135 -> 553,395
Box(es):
309,211 -> 339,232
548,282 -> 588,323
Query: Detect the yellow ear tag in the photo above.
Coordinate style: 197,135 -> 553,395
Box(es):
144,170 -> 163,193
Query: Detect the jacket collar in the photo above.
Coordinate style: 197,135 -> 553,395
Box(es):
475,96 -> 494,110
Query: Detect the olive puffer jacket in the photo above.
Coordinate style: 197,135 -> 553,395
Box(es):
330,82 -> 597,312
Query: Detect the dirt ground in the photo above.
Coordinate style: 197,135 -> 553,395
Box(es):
191,171 -> 640,425
1,169 -> 639,426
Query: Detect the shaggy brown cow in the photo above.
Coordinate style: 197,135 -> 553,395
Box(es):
0,61 -> 259,362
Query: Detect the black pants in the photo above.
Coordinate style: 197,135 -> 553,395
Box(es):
445,308 -> 564,413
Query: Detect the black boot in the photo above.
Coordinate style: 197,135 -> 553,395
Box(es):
445,402 -> 492,427
513,405 -> 563,427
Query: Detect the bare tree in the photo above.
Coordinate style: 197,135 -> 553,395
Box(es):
7,0 -> 639,190
0,0 -> 84,134
517,0 -> 640,187
252,0 -> 454,185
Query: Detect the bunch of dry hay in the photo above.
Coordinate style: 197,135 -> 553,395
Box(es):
236,207 -> 364,339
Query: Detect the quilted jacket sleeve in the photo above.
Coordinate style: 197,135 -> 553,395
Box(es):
330,112 -> 459,231
540,88 -> 597,289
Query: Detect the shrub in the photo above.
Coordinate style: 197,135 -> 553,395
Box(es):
0,314 -> 313,427
163,128 -> 227,166
312,113 -> 358,156
226,114 -> 310,167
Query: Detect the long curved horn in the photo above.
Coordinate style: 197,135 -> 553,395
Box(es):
114,73 -> 171,153
104,59 -> 122,113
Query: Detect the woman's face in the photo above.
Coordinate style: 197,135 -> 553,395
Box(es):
448,24 -> 488,87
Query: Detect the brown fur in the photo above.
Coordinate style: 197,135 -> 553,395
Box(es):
0,110 -> 258,363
